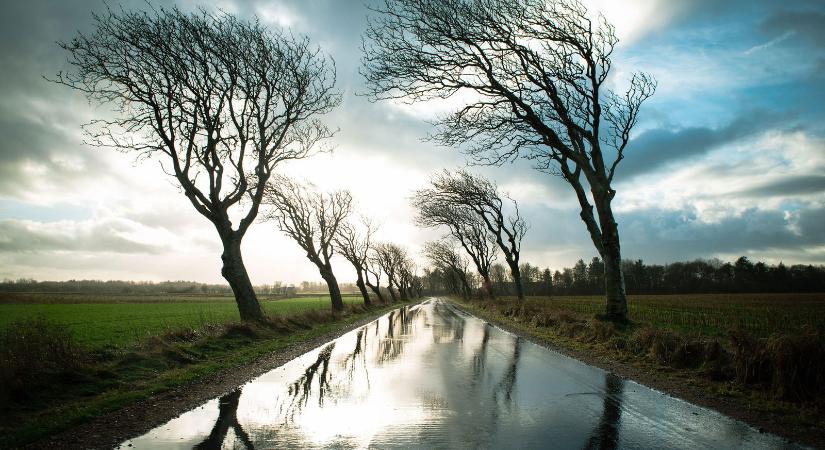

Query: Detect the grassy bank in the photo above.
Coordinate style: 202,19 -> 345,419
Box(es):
0,297 -> 398,448
0,293 -> 364,348
453,294 -> 825,447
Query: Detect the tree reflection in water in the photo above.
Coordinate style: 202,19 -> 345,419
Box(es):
378,305 -> 420,364
431,302 -> 465,343
284,342 -> 336,420
584,373 -> 625,450
194,388 -> 254,450
472,323 -> 491,381
341,327 -> 369,386
494,336 -> 522,406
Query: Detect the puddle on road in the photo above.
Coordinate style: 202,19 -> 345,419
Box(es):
120,299 -> 803,449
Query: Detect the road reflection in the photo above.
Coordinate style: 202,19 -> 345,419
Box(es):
193,389 -> 252,450
121,299 -> 802,449
584,373 -> 624,450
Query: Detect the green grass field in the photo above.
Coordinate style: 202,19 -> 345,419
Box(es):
519,293 -> 825,338
0,293 -> 364,348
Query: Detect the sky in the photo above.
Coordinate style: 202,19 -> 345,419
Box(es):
1,0 -> 824,284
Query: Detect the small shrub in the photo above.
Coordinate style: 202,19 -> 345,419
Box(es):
670,341 -> 705,369
558,321 -> 586,338
0,317 -> 86,399
530,312 -> 555,328
729,327 -> 771,386
765,331 -> 825,401
223,323 -> 257,339
629,327 -> 681,365
700,340 -> 732,381
588,319 -> 616,342
606,336 -> 627,351
555,311 -> 577,324
162,327 -> 200,343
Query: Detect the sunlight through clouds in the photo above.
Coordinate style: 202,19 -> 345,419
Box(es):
1,0 -> 823,282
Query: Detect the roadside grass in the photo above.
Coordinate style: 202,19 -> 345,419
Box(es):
0,297 -> 396,448
520,293 -> 825,338
0,294 -> 364,348
453,294 -> 825,446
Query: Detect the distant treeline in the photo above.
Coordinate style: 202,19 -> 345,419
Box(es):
4,256 -> 823,296
495,256 -> 825,296
0,278 -> 363,296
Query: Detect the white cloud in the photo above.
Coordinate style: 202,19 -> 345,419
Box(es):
256,2 -> 302,28
615,129 -> 825,224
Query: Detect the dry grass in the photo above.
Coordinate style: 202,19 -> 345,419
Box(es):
524,293 -> 825,338
0,318 -> 87,401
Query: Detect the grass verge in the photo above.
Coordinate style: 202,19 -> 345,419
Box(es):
452,296 -> 825,448
0,301 -> 399,448
0,294 -> 366,348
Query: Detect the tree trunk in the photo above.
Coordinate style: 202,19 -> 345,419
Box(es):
481,273 -> 495,299
593,192 -> 628,322
366,281 -> 385,303
386,283 -> 397,302
600,219 -> 628,322
220,236 -> 263,321
355,270 -> 371,307
508,261 -> 525,301
320,267 -> 345,311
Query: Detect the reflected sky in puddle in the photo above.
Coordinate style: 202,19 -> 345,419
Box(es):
120,299 -> 803,449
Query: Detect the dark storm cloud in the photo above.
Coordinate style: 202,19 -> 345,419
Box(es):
1,0 -> 825,275
0,219 -> 162,254
520,202 -> 825,265
0,0 -> 119,195
665,0 -> 825,29
619,206 -> 825,262
618,111 -> 779,179
738,175 -> 825,198
761,10 -> 825,47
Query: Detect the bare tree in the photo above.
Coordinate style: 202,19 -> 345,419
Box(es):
424,240 -> 473,299
334,218 -> 377,307
372,243 -> 407,302
363,255 -> 387,304
397,257 -> 417,300
363,0 -> 655,321
55,7 -> 340,320
264,177 -> 352,311
412,197 -> 498,298
421,170 -> 529,300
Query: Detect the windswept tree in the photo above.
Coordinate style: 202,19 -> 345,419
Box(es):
56,7 -> 340,320
372,243 -> 407,302
334,218 -> 377,306
397,257 -> 417,300
412,197 -> 498,298
363,0 -> 655,321
423,240 -> 473,299
363,255 -> 387,304
421,170 -> 529,300
264,177 -> 352,311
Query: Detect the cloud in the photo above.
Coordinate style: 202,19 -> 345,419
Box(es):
738,175 -> 825,198
761,10 -> 825,48
744,31 -> 795,56
0,219 -> 162,254
619,205 -> 825,264
1,0 -> 825,282
618,111 -> 780,179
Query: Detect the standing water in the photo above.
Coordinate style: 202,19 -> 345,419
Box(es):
120,299 -> 803,449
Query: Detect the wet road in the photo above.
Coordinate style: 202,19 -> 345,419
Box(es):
120,299 -> 802,449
